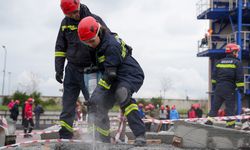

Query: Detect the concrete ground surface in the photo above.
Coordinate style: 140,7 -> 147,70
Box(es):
16,130 -> 41,143
5,142 -> 183,150
4,142 -> 183,150
9,130 -> 183,150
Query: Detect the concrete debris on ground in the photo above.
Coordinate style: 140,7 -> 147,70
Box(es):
174,120 -> 250,149
126,131 -> 174,144
4,142 -> 183,150
5,118 -> 250,149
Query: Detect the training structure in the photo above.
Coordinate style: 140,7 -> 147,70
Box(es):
196,0 -> 250,110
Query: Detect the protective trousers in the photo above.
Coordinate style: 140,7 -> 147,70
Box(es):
208,86 -> 236,127
89,82 -> 146,143
35,114 -> 40,129
23,118 -> 34,133
59,63 -> 90,139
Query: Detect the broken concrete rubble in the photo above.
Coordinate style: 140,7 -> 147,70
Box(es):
5,119 -> 250,149
174,120 -> 250,149
3,141 -> 183,150
126,131 -> 174,145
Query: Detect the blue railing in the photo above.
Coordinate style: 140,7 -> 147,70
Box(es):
196,0 -> 238,16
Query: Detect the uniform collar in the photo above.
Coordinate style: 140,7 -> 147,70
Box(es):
95,30 -> 108,51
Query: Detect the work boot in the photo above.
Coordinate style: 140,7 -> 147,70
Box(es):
134,134 -> 146,147
23,134 -> 29,138
28,128 -> 33,133
226,124 -> 235,129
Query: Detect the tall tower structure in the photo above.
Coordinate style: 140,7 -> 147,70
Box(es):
196,0 -> 250,113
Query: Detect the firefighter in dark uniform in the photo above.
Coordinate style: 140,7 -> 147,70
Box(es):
205,43 -> 244,128
55,0 -> 109,139
77,16 -> 146,146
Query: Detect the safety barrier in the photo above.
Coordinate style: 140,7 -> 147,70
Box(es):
16,130 -> 59,136
196,0 -> 238,17
12,114 -> 250,137
197,34 -> 228,54
0,139 -> 82,150
227,31 -> 250,51
198,30 -> 250,55
113,113 -> 126,143
143,114 -> 250,125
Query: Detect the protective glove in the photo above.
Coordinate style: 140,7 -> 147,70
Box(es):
55,72 -> 63,84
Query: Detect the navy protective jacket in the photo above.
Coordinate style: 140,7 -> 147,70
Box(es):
55,4 -> 108,74
212,54 -> 244,93
95,30 -> 144,93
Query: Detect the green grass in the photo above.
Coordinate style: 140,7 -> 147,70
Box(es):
44,105 -> 62,111
177,109 -> 189,114
0,105 -> 8,111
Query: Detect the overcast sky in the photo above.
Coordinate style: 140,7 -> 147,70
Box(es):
0,0 -> 209,99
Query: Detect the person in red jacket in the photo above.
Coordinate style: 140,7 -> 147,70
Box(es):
187,105 -> 197,119
7,99 -> 15,110
23,98 -> 34,138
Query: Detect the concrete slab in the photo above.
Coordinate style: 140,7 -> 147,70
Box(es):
173,120 -> 250,149
146,132 -> 174,144
126,131 -> 174,144
0,126 -> 6,146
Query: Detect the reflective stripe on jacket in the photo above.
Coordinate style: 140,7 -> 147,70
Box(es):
212,55 -> 244,91
95,31 -> 144,92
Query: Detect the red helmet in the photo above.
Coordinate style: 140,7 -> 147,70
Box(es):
60,0 -> 80,15
15,100 -> 20,104
138,103 -> 143,108
145,105 -> 150,111
160,105 -> 165,110
78,16 -> 100,41
148,104 -> 155,110
225,43 -> 240,54
27,98 -> 33,103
